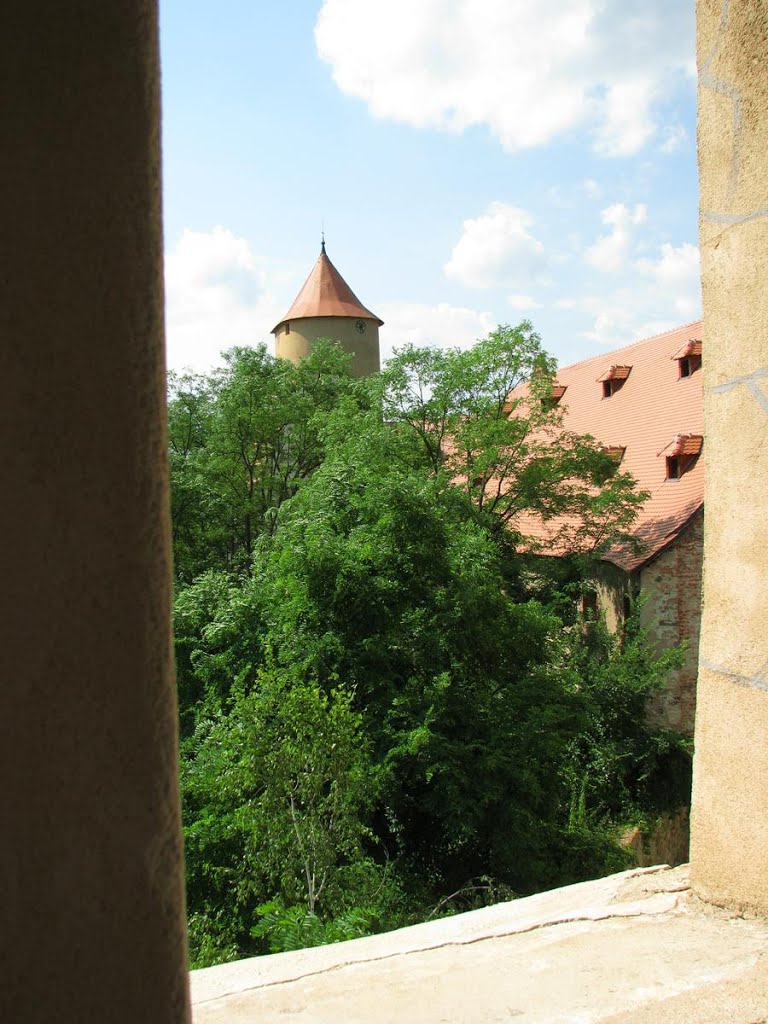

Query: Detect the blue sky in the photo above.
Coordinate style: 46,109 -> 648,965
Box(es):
160,0 -> 700,374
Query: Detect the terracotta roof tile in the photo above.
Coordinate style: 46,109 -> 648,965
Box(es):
517,321 -> 704,571
272,246 -> 383,333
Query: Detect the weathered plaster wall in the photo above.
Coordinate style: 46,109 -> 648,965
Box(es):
276,315 -> 381,376
690,0 -> 768,913
639,509 -> 704,735
0,3 -> 190,1020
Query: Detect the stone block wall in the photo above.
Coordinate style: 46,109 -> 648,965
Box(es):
639,509 -> 704,735
691,0 -> 768,913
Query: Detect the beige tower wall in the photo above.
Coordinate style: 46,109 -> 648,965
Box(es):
0,3 -> 190,1020
690,0 -> 768,912
275,316 -> 381,376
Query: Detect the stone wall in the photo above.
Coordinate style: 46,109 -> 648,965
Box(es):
590,509 -> 703,736
639,509 -> 704,735
690,0 -> 768,913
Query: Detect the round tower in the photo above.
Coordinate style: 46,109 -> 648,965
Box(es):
272,240 -> 382,376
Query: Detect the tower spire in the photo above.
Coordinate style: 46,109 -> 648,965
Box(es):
321,230 -> 326,255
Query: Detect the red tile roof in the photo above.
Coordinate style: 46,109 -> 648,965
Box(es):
672,337 -> 702,359
597,364 -> 632,383
272,245 -> 383,334
519,321 -> 704,571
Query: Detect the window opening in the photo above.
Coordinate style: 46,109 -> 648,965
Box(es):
581,590 -> 598,619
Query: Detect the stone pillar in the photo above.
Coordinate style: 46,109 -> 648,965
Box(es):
0,3 -> 191,1020
690,0 -> 768,912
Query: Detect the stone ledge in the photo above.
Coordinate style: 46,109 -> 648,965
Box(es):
191,864 -> 768,1022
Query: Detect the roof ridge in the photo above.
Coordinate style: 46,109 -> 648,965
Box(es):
556,320 -> 703,374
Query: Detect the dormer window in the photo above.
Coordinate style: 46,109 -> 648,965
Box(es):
673,338 -> 702,378
661,434 -> 703,479
604,445 -> 626,465
541,383 -> 567,410
594,445 -> 625,484
598,365 -> 631,398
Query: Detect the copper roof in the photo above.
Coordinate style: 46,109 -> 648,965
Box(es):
272,244 -> 383,333
515,321 -> 704,571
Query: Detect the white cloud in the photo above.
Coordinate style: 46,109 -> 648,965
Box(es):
580,179 -> 602,199
377,301 -> 497,363
315,0 -> 694,156
574,241 -> 701,345
585,203 -> 647,273
593,79 -> 657,157
636,241 -> 700,305
444,203 -> 547,289
660,122 -> 688,154
164,227 -> 282,373
508,294 -> 542,311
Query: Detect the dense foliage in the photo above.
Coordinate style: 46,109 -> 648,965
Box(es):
170,327 -> 690,968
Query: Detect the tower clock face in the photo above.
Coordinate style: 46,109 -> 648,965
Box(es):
355,319 -> 366,334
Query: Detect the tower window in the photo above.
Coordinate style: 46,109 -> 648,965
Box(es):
285,322 -> 290,335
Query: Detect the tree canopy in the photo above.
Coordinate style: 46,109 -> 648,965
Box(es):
170,327 -> 689,967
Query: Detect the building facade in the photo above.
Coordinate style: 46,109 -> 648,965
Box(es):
527,322 -> 705,735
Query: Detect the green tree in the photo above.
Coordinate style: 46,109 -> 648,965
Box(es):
167,341 -> 357,581
182,670 -> 380,966
171,327 -> 685,965
376,323 -> 646,556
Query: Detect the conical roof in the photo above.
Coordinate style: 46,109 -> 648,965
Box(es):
272,243 -> 383,333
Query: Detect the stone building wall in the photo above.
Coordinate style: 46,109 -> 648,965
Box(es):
639,508 -> 704,734
590,508 -> 703,735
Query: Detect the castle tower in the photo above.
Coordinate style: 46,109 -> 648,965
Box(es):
272,240 -> 382,376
